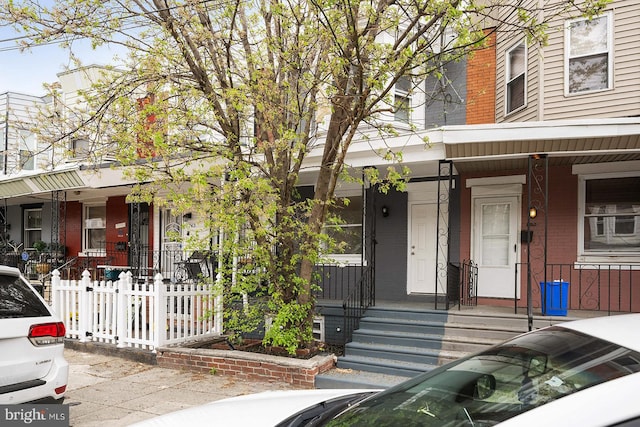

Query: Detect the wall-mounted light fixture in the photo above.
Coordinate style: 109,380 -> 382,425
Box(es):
529,207 -> 537,219
381,205 -> 389,217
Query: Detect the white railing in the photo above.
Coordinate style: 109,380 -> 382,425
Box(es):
50,269 -> 223,351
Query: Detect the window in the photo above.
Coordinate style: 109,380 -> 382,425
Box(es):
566,13 -> 612,95
582,177 -> 640,255
84,204 -> 106,252
394,76 -> 411,123
322,194 -> 363,263
24,209 -> 42,249
19,130 -> 37,171
69,138 -> 91,159
506,42 -> 526,114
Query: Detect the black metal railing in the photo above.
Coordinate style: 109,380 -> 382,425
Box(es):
313,263 -> 364,301
516,263 -> 640,315
57,245 -> 217,284
458,259 -> 478,308
341,265 -> 374,346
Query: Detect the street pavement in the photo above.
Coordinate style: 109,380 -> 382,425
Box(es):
64,348 -> 305,426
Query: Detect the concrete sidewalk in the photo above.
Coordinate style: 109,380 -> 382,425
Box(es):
64,348 -> 304,426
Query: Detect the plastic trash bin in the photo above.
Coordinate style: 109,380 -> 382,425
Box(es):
539,280 -> 569,316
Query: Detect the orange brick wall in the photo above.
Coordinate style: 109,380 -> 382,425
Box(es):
466,29 -> 496,124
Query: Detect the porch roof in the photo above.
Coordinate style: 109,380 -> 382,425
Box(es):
0,163 -> 139,203
436,118 -> 640,173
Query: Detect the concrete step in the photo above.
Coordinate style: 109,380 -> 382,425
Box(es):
344,341 -> 442,366
336,354 -> 436,378
358,317 -> 446,335
315,368 -> 406,389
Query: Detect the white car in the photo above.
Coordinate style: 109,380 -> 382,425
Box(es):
131,314 -> 640,427
0,265 -> 68,404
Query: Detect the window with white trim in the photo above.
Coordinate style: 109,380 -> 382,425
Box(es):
566,13 -> 612,95
322,193 -> 364,263
582,176 -> 640,256
84,203 -> 106,253
505,41 -> 526,114
394,76 -> 411,123
19,129 -> 36,171
24,209 -> 42,250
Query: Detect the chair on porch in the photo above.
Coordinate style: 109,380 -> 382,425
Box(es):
173,250 -> 213,283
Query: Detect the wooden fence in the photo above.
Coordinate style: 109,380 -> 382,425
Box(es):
50,269 -> 222,351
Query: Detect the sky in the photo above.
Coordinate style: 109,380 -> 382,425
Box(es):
0,26 -> 124,96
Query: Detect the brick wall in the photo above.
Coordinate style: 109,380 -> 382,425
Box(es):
157,347 -> 336,389
63,201 -> 82,257
466,29 -> 496,124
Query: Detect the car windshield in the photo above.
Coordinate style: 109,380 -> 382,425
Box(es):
0,274 -> 50,318
322,326 -> 640,427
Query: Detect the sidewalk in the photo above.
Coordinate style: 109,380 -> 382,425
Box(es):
65,348 -> 304,426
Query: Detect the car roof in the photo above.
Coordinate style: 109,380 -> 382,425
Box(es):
555,313 -> 640,353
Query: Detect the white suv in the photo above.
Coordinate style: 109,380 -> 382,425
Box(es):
0,265 -> 68,404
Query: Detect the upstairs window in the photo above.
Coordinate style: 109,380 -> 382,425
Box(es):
69,138 -> 91,159
506,42 -> 526,114
566,13 -> 612,95
394,76 -> 412,123
19,130 -> 36,171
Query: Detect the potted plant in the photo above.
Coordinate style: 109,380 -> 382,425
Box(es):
33,241 -> 50,274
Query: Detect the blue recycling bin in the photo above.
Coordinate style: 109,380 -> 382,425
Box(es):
539,280 -> 569,316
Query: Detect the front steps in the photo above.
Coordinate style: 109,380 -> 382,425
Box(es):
315,306 -> 573,389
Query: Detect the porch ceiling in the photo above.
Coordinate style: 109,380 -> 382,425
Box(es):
452,152 -> 640,174
441,118 -> 640,174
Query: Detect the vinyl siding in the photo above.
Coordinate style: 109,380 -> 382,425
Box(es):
495,0 -> 540,123
543,0 -> 640,119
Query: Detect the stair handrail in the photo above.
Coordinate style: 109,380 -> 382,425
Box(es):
341,264 -> 374,346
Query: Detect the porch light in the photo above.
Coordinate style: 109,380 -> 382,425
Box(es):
529,206 -> 537,219
381,206 -> 389,217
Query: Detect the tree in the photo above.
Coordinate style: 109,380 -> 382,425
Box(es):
0,0 -> 608,353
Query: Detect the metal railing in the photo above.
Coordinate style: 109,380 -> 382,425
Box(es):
516,263 -> 640,315
341,265 -> 374,346
55,246 -> 217,285
458,259 -> 478,308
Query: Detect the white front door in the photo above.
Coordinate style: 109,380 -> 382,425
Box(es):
408,203 -> 438,294
473,196 -> 520,298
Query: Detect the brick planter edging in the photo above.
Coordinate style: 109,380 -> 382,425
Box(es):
156,346 -> 337,389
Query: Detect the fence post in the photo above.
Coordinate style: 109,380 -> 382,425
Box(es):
153,273 -> 166,350
78,270 -> 91,343
115,272 -> 128,348
50,269 -> 61,317
213,272 -> 224,335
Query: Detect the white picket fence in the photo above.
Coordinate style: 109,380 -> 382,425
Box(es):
50,269 -> 222,351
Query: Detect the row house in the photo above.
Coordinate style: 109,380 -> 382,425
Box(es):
0,0 -> 638,348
